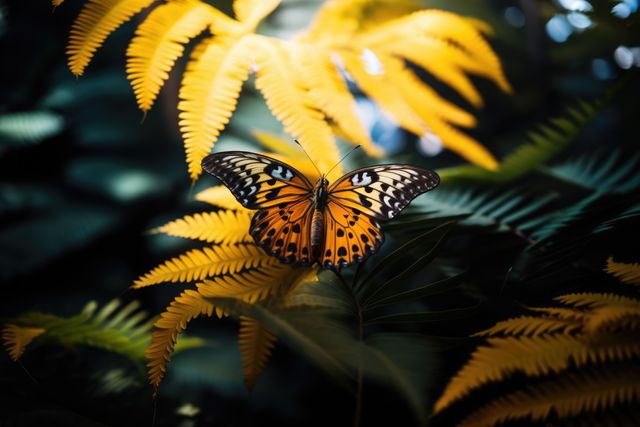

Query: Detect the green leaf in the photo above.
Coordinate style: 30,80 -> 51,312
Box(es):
365,304 -> 482,325
357,221 -> 454,306
0,111 -> 64,151
364,274 -> 468,311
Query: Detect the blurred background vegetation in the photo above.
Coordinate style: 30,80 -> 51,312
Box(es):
1,0 -> 639,426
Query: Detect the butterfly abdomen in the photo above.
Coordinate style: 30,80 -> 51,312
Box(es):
310,209 -> 324,256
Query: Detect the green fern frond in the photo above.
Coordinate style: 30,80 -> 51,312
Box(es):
458,364 -> 640,427
146,289 -> 214,394
595,203 -> 640,234
0,111 -> 64,145
606,257 -> 640,287
546,150 -> 640,194
239,316 -> 277,390
67,0 -> 155,76
474,315 -> 583,337
152,210 -> 253,244
438,98 -> 606,183
3,299 -> 203,363
133,244 -> 278,288
433,333 -> 640,412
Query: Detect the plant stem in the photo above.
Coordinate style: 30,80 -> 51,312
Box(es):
333,271 -> 364,427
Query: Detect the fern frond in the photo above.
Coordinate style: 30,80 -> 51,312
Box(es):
584,305 -> 640,333
146,289 -> 214,394
152,210 -> 253,244
67,0 -> 155,76
126,0 -> 219,112
52,0 -> 64,7
233,0 -> 280,27
2,324 -> 46,361
474,315 -> 583,337
238,316 -> 277,390
546,150 -> 640,194
0,111 -> 64,144
179,36 -> 256,180
433,333 -> 640,412
133,244 -> 277,288
556,293 -> 640,309
528,306 -> 587,321
458,364 -> 640,427
250,131 -> 322,180
606,257 -> 640,287
253,37 -> 341,181
195,186 -> 251,212
296,48 -> 380,157
197,265 -> 316,303
360,10 -> 510,93
438,98 -> 606,183
339,49 -> 425,136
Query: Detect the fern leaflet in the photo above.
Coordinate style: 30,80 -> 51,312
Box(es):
152,210 -> 253,244
239,316 -> 277,389
606,257 -> 640,287
2,324 -> 46,361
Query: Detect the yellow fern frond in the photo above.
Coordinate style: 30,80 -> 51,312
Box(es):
52,0 -> 64,7
126,0 -> 219,112
458,365 -> 640,427
359,10 -> 511,93
197,264 -> 315,303
253,37 -> 341,181
528,306 -> 587,321
153,210 -> 253,244
239,316 -> 277,390
296,48 -> 381,157
2,324 -> 46,361
433,333 -> 640,413
195,186 -> 251,212
382,55 -> 476,128
474,315 -> 583,337
133,244 -> 277,288
252,130 -> 300,157
382,37 -> 487,107
299,0 -> 422,44
584,305 -> 640,333
556,293 -> 639,309
67,0 -> 154,76
146,289 -> 214,394
606,257 -> 640,287
339,50 -> 425,136
233,0 -> 281,28
179,36 -> 256,180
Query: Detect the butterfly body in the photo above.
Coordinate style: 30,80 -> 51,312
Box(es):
202,151 -> 440,270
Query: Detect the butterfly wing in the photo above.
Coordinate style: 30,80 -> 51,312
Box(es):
328,165 -> 440,221
202,151 -> 315,265
250,199 -> 315,265
201,151 -> 314,209
320,165 -> 440,269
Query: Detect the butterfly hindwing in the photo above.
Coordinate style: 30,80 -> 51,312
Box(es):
251,199 -> 315,265
328,165 -> 440,221
201,151 -> 313,209
321,199 -> 384,269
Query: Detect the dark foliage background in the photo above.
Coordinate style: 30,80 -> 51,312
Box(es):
1,1 -> 639,426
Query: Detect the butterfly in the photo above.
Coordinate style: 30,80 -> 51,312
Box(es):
201,151 -> 440,269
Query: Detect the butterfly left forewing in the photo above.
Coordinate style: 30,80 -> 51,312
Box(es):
202,151 -> 313,209
328,165 -> 440,221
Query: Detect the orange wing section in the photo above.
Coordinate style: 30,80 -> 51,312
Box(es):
250,198 -> 315,265
202,151 -> 313,209
321,199 -> 384,269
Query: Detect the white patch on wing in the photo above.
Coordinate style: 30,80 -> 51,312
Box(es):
270,165 -> 294,181
351,172 -> 373,186
383,195 -> 393,207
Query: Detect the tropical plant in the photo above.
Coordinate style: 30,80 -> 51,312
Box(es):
2,299 -> 204,363
55,0 -> 510,179
433,257 -> 640,427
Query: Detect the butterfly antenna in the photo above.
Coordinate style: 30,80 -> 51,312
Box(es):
325,145 -> 361,178
294,139 -> 323,177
